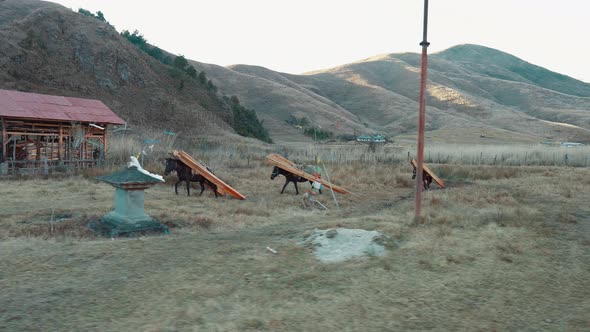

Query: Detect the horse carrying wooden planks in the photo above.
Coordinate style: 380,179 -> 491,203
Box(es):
164,157 -> 220,197
169,150 -> 246,200
265,153 -> 351,195
411,159 -> 445,190
270,165 -> 323,195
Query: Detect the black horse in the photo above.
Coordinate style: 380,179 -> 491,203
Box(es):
412,165 -> 433,190
271,166 -> 322,195
165,158 -> 219,197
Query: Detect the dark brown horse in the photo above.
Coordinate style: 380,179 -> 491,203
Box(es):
412,165 -> 433,190
165,158 -> 219,197
271,166 -> 322,195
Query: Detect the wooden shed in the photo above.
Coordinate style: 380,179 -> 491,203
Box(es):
0,89 -> 125,174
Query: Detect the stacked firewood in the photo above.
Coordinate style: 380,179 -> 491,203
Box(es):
25,142 -> 61,161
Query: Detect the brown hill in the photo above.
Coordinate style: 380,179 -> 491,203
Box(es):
1,1 -> 588,145
0,0 -> 234,139
193,45 -> 590,143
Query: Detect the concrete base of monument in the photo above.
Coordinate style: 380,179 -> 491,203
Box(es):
89,212 -> 168,237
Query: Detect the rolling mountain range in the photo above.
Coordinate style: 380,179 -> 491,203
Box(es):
1,0 -> 589,144
191,45 -> 590,143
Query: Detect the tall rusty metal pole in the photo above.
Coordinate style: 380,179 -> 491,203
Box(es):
415,0 -> 430,220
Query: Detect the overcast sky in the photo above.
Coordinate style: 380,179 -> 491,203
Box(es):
49,0 -> 590,83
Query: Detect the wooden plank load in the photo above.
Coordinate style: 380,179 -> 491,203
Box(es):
172,150 -> 246,200
411,159 -> 446,189
265,153 -> 351,194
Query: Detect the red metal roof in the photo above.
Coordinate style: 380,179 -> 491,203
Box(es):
0,89 -> 125,125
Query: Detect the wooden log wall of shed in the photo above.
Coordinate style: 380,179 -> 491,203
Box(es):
2,119 -> 109,172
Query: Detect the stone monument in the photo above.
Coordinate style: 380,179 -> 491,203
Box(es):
90,157 -> 167,237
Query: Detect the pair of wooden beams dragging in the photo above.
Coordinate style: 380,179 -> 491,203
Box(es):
265,153 -> 351,195
172,150 -> 246,200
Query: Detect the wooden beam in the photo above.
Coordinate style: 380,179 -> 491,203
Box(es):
5,120 -> 63,127
5,132 -> 59,137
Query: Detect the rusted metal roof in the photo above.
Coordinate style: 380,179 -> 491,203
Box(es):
0,89 -> 125,125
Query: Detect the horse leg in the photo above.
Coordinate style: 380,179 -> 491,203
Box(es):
199,180 -> 205,196
294,181 -> 299,195
424,173 -> 432,190
281,179 -> 289,194
186,180 -> 191,196
174,179 -> 182,195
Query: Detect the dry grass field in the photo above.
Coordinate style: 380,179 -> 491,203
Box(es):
1,148 -> 590,331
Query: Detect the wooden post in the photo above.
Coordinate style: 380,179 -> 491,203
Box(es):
415,0 -> 430,221
321,161 -> 340,209
1,117 -> 6,161
103,126 -> 107,160
58,125 -> 63,160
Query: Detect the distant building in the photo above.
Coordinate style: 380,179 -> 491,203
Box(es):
560,142 -> 585,147
0,89 -> 124,175
356,134 -> 386,143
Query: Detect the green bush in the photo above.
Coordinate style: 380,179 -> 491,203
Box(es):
121,30 -> 172,65
226,96 -> 272,143
337,133 -> 357,142
78,8 -> 108,23
303,127 -> 333,141
286,115 -> 309,127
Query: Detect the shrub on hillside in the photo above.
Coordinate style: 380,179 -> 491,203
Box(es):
286,115 -> 309,127
304,127 -> 333,141
78,8 -> 107,23
121,30 -> 173,65
337,133 -> 357,142
225,96 -> 272,143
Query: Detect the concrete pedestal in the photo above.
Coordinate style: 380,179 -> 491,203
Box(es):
90,188 -> 167,237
